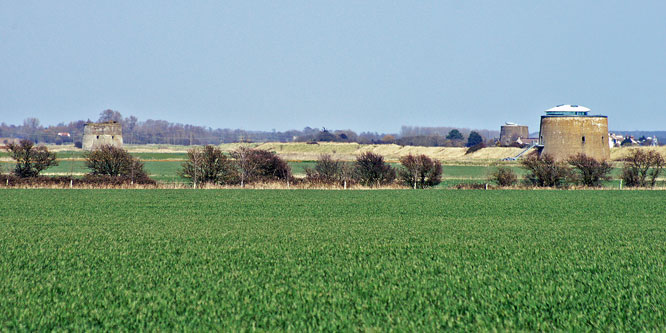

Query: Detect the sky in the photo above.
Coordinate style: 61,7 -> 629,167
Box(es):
1,1 -> 665,133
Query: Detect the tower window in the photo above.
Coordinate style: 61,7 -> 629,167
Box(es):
582,136 -> 586,143
96,135 -> 99,139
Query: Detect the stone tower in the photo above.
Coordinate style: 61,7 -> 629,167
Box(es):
82,122 -> 123,150
499,123 -> 529,146
538,105 -> 610,161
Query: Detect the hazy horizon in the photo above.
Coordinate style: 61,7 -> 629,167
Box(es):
2,1 -> 665,133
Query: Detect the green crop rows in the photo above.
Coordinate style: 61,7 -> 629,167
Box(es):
1,189 -> 665,330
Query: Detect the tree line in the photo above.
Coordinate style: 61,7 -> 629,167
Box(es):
1,110 -> 496,147
489,150 -> 665,188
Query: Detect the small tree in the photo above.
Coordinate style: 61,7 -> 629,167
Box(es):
181,145 -> 238,186
446,129 -> 464,141
398,154 -> 442,188
621,149 -> 665,187
5,139 -> 58,177
353,152 -> 395,187
305,154 -> 343,185
466,131 -> 483,147
567,153 -> 613,187
232,147 -> 291,186
520,153 -> 570,187
489,166 -> 518,187
84,145 -> 150,182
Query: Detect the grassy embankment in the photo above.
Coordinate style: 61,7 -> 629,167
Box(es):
1,189 -> 665,330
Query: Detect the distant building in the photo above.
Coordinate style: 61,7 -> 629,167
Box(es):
499,123 -> 529,145
539,104 -> 610,161
57,132 -> 71,137
82,122 -> 123,150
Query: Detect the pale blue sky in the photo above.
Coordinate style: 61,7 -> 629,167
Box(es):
1,1 -> 665,132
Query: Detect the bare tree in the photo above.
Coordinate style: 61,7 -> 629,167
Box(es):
568,153 -> 613,187
621,149 -> 665,187
98,109 -> 123,123
489,166 -> 518,187
520,153 -> 570,187
5,139 -> 58,177
84,145 -> 151,183
305,154 -> 343,185
181,145 -> 238,187
354,152 -> 396,187
232,146 -> 259,187
398,154 -> 442,188
231,147 -> 291,186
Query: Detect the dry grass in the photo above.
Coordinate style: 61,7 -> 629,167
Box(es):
610,146 -> 666,161
35,143 -> 666,164
241,142 -> 526,162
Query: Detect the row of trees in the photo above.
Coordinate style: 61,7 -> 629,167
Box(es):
2,110 -> 495,147
180,147 -> 444,189
4,140 -> 153,184
490,150 -> 665,188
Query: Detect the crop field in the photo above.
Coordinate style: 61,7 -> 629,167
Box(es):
1,189 -> 665,330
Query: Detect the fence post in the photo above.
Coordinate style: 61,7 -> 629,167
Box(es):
619,179 -> 623,190
485,183 -> 488,190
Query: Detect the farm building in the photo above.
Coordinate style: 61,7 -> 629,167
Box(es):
499,123 -> 529,146
538,104 -> 610,161
82,121 -> 123,150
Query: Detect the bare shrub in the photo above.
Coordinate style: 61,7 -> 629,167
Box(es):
621,149 -> 665,187
489,166 -> 518,187
5,139 -> 58,178
181,145 -> 238,186
353,152 -> 395,187
520,153 -> 570,187
398,154 -> 442,188
232,147 -> 291,186
305,154 -> 343,185
567,153 -> 613,187
84,145 -> 152,184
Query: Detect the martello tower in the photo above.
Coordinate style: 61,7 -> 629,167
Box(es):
82,121 -> 123,150
538,105 -> 610,161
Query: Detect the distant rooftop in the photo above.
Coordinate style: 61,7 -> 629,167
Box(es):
545,104 -> 591,116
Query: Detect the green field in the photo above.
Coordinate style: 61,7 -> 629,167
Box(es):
1,189 -> 665,330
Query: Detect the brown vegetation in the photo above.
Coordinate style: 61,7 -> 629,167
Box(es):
84,145 -> 153,184
621,149 -> 665,187
5,139 -> 58,177
353,152 -> 396,187
520,154 -> 570,187
398,154 -> 442,188
489,166 -> 518,187
567,153 -> 612,187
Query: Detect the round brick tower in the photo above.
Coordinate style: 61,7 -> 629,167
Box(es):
539,105 -> 610,161
499,123 -> 529,146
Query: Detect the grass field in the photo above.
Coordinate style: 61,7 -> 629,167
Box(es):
1,189 -> 665,330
